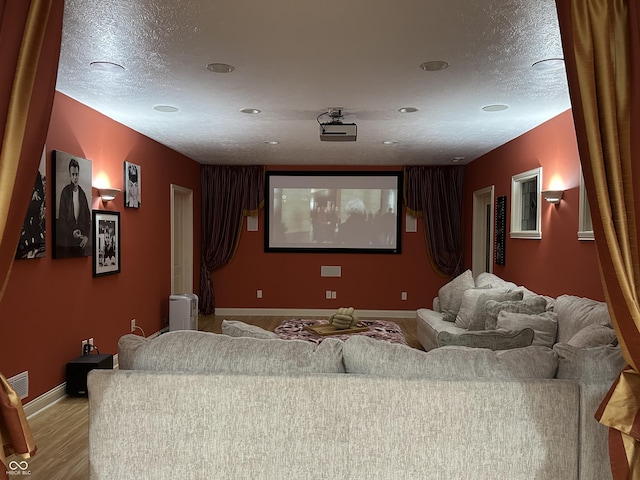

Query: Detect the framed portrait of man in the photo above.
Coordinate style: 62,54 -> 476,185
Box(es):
124,161 -> 141,208
52,150 -> 92,258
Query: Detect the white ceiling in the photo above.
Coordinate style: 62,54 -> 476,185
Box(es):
56,0 -> 570,166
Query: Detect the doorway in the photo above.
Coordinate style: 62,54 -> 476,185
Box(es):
472,186 -> 494,278
171,184 -> 193,294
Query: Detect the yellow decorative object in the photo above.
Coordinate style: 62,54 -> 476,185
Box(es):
328,307 -> 358,329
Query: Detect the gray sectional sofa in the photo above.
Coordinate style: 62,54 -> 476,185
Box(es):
87,311 -> 624,480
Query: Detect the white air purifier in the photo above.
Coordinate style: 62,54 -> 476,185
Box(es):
169,293 -> 199,331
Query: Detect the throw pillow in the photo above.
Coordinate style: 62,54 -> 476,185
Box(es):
436,328 -> 534,350
567,324 -> 617,348
554,294 -> 612,343
455,288 -> 522,330
475,272 -> 518,290
496,311 -> 558,348
118,334 -> 148,370
221,319 -> 279,339
438,269 -> 475,322
480,295 -> 548,330
342,336 -> 558,379
554,343 -> 625,383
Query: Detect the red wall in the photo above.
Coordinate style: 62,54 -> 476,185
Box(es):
0,93 -> 201,402
0,96 -> 604,403
463,110 -> 603,300
213,166 -> 448,312
215,111 -> 604,313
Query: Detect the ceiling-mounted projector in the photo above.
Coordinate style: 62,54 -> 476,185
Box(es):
318,107 -> 357,141
319,122 -> 357,142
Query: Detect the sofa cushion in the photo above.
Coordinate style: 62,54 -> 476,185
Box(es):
123,331 -> 345,374
555,294 -> 612,343
455,288 -> 522,329
554,343 -> 625,383
436,328 -> 534,350
342,336 -> 558,379
496,311 -> 558,348
438,269 -> 475,322
567,324 -> 617,348
481,295 -> 548,330
221,319 -> 279,339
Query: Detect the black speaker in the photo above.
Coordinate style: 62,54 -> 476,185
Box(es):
66,353 -> 113,396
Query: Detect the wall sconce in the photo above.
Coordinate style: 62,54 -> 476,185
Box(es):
97,187 -> 121,204
542,190 -> 564,204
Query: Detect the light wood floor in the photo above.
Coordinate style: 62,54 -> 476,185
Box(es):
24,314 -> 420,479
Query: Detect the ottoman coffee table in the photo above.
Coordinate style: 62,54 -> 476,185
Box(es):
274,318 -> 408,346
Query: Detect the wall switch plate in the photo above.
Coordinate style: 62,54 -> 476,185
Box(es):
325,290 -> 332,299
331,291 -> 337,299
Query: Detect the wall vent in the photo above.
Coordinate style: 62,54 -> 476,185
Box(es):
7,371 -> 28,399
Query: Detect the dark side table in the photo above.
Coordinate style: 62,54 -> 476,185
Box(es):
66,353 -> 113,396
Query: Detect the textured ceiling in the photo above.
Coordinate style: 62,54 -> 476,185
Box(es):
56,0 -> 570,166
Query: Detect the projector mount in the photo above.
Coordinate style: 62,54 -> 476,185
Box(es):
317,107 -> 346,125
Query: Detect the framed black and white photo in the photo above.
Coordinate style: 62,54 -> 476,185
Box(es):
93,210 -> 120,277
53,150 -> 92,258
264,171 -> 402,253
16,147 -> 47,259
124,161 -> 141,208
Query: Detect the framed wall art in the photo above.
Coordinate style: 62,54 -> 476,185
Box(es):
16,147 -> 47,259
93,210 -> 120,277
124,161 -> 141,208
52,150 -> 92,258
495,195 -> 507,266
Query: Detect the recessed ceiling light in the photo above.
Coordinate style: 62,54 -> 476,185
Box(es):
532,58 -> 565,71
420,61 -> 450,72
153,105 -> 179,113
264,140 -> 279,145
383,140 -> 398,145
90,61 -> 124,72
452,156 -> 465,163
398,107 -> 419,113
482,104 -> 509,112
206,63 -> 235,73
240,108 -> 261,114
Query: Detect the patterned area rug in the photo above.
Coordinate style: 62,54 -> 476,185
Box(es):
274,319 -> 408,346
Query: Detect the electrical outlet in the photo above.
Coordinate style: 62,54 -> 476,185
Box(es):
331,291 -> 337,299
401,291 -> 408,301
325,290 -> 332,299
131,318 -> 136,332
88,337 -> 94,346
81,339 -> 88,355
257,289 -> 263,298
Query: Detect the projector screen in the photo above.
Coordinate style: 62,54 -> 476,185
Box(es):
264,171 -> 402,253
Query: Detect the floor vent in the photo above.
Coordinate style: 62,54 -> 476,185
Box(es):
7,371 -> 28,399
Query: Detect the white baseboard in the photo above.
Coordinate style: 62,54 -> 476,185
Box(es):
24,383 -> 67,419
214,308 -> 417,319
